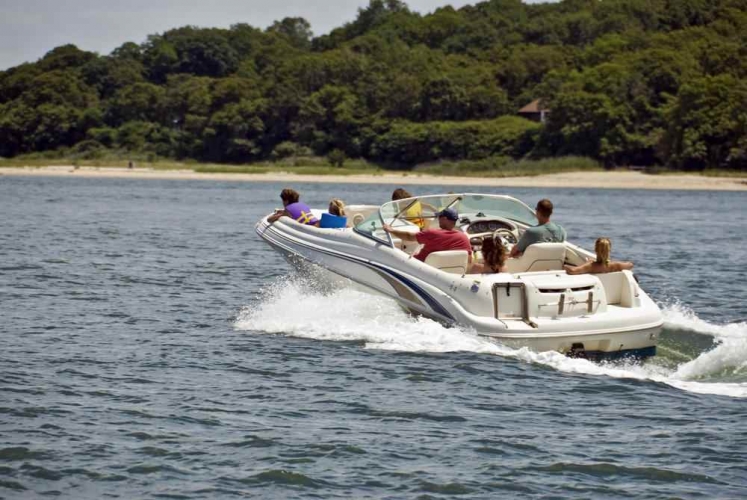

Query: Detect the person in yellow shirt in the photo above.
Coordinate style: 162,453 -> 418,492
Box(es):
391,188 -> 426,230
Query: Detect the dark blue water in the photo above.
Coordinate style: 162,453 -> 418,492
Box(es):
1,175 -> 746,499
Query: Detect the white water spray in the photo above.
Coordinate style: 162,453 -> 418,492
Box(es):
235,279 -> 747,398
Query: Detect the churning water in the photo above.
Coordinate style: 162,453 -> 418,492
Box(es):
1,175 -> 746,498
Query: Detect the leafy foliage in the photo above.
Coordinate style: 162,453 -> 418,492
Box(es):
2,0 -> 747,170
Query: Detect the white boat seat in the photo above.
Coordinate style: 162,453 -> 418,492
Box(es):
424,250 -> 469,274
506,243 -> 566,273
595,271 -> 636,307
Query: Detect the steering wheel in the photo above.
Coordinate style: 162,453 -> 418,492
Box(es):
493,228 -> 517,245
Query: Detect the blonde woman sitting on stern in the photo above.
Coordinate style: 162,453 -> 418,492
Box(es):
564,238 -> 634,275
470,234 -> 508,274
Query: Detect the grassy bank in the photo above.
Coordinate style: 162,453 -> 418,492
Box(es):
0,153 -> 602,177
414,156 -> 602,177
190,162 -> 383,177
643,168 -> 747,178
0,154 -> 385,176
2,153 -> 743,179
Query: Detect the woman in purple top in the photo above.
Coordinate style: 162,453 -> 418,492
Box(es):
267,188 -> 319,225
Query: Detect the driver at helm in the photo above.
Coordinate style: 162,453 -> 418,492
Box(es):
509,198 -> 566,258
383,207 -> 472,263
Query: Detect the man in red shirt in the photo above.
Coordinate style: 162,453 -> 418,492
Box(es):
383,207 -> 472,263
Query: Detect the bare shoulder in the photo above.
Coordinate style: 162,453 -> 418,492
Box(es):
470,262 -> 486,274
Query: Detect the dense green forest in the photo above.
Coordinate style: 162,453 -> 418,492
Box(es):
1,0 -> 746,171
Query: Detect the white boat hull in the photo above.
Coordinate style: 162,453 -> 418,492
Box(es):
257,221 -> 663,358
256,195 -> 664,360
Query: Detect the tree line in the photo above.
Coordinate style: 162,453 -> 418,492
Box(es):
1,0 -> 746,170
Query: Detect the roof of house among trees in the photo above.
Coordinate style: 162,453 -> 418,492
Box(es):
518,99 -> 548,113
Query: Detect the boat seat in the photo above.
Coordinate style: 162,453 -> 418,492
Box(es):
505,243 -> 566,273
595,271 -> 636,307
424,250 -> 469,275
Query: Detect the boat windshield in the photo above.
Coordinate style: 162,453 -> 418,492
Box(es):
456,195 -> 537,225
353,193 -> 537,244
353,209 -> 388,243
380,194 -> 537,226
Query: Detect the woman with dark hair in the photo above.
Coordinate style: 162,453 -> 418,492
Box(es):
391,188 -> 412,200
267,188 -> 318,225
564,237 -> 634,275
470,233 -> 508,274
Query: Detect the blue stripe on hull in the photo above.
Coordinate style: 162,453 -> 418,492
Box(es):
259,224 -> 455,321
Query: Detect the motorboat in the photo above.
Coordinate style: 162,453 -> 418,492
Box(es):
255,193 -> 663,360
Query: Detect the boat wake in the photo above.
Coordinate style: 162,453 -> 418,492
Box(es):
235,278 -> 747,399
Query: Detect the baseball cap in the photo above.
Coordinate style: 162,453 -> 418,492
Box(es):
437,207 -> 459,221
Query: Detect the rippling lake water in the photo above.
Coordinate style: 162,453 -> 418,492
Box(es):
1,175 -> 746,499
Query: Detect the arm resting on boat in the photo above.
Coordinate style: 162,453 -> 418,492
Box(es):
564,262 -> 592,275
267,209 -> 289,223
565,260 -> 634,274
383,224 -> 418,242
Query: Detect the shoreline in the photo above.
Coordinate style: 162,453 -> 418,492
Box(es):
1,165 -> 746,191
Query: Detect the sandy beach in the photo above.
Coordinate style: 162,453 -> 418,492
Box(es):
2,165 -> 746,191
